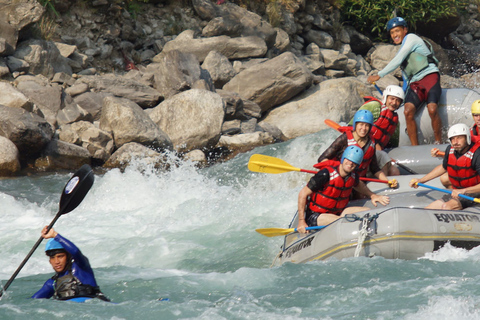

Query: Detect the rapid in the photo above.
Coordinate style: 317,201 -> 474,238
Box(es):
1,128 -> 480,319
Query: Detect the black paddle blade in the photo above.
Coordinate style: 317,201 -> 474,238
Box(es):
59,164 -> 95,215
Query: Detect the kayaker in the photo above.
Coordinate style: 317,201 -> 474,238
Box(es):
367,16 -> 442,146
297,145 -> 390,233
31,226 -> 110,302
410,123 -> 480,210
318,109 -> 398,190
431,100 -> 480,188
370,85 -> 404,176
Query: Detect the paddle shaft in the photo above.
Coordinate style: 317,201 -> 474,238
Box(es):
1,216 -> 61,296
373,82 -> 383,95
416,182 -> 480,203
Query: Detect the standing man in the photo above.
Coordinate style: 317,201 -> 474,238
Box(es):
32,226 -> 110,301
410,123 -> 480,210
297,146 -> 390,233
367,16 -> 442,145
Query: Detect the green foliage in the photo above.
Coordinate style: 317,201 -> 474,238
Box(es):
335,0 -> 469,40
38,0 -> 60,17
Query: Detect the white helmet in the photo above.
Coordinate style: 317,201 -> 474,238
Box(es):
448,123 -> 471,145
382,85 -> 405,105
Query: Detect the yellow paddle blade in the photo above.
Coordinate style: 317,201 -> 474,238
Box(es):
248,154 -> 300,174
255,227 -> 295,237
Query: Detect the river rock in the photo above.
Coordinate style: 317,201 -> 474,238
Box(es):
73,91 -> 114,120
201,51 -> 236,88
15,80 -> 63,127
217,131 -> 274,149
35,139 -> 91,170
76,74 -> 162,108
223,52 -> 313,113
100,96 -> 172,151
58,121 -> 114,161
149,89 -> 224,153
260,77 -> 369,139
148,50 -> 203,99
0,82 -> 33,111
103,142 -> 167,171
0,105 -> 53,159
0,136 -> 20,175
162,29 -> 267,63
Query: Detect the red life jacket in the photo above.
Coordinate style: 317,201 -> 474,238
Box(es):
446,143 -> 480,189
471,125 -> 480,144
345,130 -> 376,177
371,105 -> 398,149
308,166 -> 356,215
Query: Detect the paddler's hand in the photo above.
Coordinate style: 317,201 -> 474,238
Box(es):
370,194 -> 390,207
431,148 -> 440,157
41,226 -> 58,239
451,189 -> 465,200
367,75 -> 380,84
297,219 -> 309,234
409,178 -> 420,188
388,179 -> 398,189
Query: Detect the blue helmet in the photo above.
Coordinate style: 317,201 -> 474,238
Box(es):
353,109 -> 374,130
45,238 -> 65,256
341,145 -> 364,165
387,17 -> 407,32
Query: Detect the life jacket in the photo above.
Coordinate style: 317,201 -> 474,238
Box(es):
446,143 -> 480,189
400,37 -> 439,80
308,166 -> 356,215
371,105 -> 398,149
471,125 -> 480,144
345,130 -> 376,177
52,270 -> 109,301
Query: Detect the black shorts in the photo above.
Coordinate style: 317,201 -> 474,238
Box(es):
441,193 -> 480,209
306,211 -> 320,227
405,72 -> 442,109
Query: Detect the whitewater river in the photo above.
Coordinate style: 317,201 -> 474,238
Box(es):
1,129 -> 480,319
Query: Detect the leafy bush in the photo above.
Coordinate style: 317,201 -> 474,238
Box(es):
335,0 -> 469,40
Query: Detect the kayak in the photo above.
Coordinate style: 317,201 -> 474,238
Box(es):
274,179 -> 480,264
397,88 -> 480,146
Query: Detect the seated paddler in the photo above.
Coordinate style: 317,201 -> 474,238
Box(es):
31,226 -> 109,301
410,123 -> 480,210
297,145 -> 390,233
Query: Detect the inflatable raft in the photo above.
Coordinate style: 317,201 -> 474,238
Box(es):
276,186 -> 480,264
397,88 -> 480,146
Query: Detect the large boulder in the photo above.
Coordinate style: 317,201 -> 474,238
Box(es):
149,89 -> 224,153
0,136 -> 21,175
261,77 -> 370,139
35,139 -> 91,170
223,52 -> 313,113
162,30 -> 267,63
0,0 -> 44,55
0,105 -> 53,159
99,96 -> 172,151
73,91 -> 114,120
15,79 -> 63,127
76,74 -> 162,109
103,142 -> 167,171
148,50 -> 204,99
201,51 -> 236,89
0,82 -> 33,111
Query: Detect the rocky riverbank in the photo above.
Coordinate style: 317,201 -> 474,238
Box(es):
0,0 -> 479,176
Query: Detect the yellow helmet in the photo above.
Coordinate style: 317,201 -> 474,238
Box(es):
472,100 -> 480,114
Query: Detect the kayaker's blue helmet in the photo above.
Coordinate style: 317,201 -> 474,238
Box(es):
45,238 -> 66,257
387,17 -> 407,32
353,109 -> 374,131
341,145 -> 364,165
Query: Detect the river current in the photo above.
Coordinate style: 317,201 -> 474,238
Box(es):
1,129 -> 480,319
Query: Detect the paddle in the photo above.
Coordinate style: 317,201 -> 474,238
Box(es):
416,182 -> 480,203
323,119 -> 418,174
372,81 -> 383,95
248,154 -> 390,184
256,226 -> 326,237
0,164 -> 95,298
